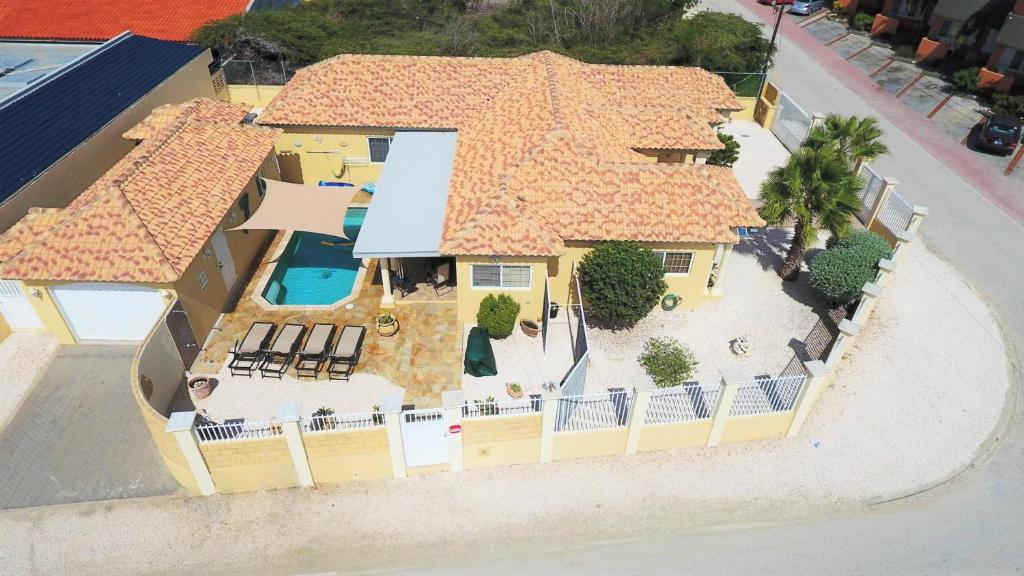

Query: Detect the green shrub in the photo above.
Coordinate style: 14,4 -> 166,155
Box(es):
893,44 -> 915,59
638,337 -> 698,388
809,230 -> 892,306
854,11 -> 874,32
707,132 -> 740,167
578,241 -> 667,329
992,93 -> 1024,119
477,294 -> 520,339
952,67 -> 982,94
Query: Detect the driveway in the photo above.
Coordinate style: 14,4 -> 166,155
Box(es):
0,345 -> 179,510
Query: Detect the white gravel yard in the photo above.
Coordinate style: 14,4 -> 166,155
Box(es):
587,227 -> 828,392
0,331 -> 59,431
0,239 -> 1013,576
721,119 -> 790,200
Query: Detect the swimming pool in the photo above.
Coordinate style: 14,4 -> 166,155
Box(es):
261,208 -> 367,306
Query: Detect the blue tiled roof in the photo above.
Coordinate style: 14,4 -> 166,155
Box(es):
0,34 -> 204,205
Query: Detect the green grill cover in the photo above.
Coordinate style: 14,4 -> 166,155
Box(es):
464,326 -> 498,377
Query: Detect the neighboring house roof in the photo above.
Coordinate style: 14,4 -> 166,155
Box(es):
0,0 -> 249,42
933,0 -> 996,22
260,51 -> 760,256
0,102 -> 280,283
996,13 -> 1024,50
0,34 -> 206,207
123,98 -> 250,140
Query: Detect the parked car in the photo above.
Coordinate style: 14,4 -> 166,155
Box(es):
974,115 -> 1022,156
790,0 -> 824,14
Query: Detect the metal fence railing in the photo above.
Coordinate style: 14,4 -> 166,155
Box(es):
645,383 -> 721,425
771,91 -> 813,152
711,71 -> 766,98
556,390 -> 631,432
462,397 -> 543,419
729,375 -> 807,417
877,190 -> 914,234
301,412 -> 383,434
857,164 -> 885,224
196,419 -> 281,443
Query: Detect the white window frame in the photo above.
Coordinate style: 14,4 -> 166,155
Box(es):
367,136 -> 393,164
470,264 -> 533,291
654,251 -> 695,276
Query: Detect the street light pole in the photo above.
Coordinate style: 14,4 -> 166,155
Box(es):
757,0 -> 786,98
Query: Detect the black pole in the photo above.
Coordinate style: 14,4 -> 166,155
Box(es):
757,0 -> 785,98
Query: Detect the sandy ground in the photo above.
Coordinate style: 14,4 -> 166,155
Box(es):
587,228 -> 825,391
0,332 -> 59,432
721,119 -> 790,200
0,237 -> 1011,576
461,313 -> 575,402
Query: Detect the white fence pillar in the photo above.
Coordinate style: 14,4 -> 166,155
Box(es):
875,258 -> 896,287
442,391 -> 464,473
539,389 -> 559,463
810,112 -> 827,129
706,370 -> 744,447
276,403 -> 313,488
851,282 -> 882,326
906,205 -> 929,235
891,230 -> 915,263
867,177 -> 899,227
825,319 -> 861,370
786,361 -> 833,437
625,381 -> 657,455
165,411 -> 216,496
379,395 -> 406,479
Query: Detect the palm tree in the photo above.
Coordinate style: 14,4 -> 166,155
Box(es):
758,147 -> 863,281
803,114 -> 889,171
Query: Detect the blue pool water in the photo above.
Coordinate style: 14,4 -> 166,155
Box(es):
262,208 -> 367,306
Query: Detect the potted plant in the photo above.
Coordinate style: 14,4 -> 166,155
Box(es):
312,407 -> 336,431
506,382 -> 524,399
520,319 -> 540,337
473,395 -> 497,416
376,311 -> 399,337
187,375 -> 215,401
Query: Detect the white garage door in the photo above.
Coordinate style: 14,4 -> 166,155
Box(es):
51,284 -> 167,342
0,280 -> 43,330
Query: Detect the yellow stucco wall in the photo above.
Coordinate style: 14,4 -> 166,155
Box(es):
637,420 -> 713,452
546,241 -> 722,311
0,50 -> 218,233
200,437 -> 298,493
462,414 -> 543,469
719,412 -> 795,444
455,256 -> 548,324
270,127 -> 393,188
303,428 -> 393,484
552,428 -> 628,461
732,97 -> 758,121
226,84 -> 284,107
869,219 -> 898,247
0,311 -> 9,342
132,312 -> 200,493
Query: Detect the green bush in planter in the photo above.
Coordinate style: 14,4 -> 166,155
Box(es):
809,230 -> 892,306
477,294 -> 520,339
578,241 -> 667,329
638,337 -> 698,388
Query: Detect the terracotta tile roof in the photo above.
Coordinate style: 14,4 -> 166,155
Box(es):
0,100 -> 279,283
261,51 -> 760,256
123,98 -> 250,141
0,0 -> 249,42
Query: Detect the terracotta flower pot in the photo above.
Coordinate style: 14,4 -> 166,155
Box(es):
506,383 -> 524,399
520,319 -> 540,338
187,376 -> 214,401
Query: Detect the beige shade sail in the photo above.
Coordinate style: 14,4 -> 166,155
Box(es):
230,178 -> 358,239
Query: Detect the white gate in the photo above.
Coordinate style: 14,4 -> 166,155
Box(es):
400,408 -> 449,468
857,164 -> 885,224
0,280 -> 43,329
770,92 -> 812,152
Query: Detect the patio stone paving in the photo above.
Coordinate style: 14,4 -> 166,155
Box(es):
829,34 -> 871,59
848,45 -> 893,76
191,231 -> 462,411
803,18 -> 847,43
898,74 -> 948,116
873,61 -> 920,95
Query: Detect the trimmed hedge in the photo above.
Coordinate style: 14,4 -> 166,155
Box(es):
477,294 -> 520,339
578,241 -> 667,329
810,230 -> 892,306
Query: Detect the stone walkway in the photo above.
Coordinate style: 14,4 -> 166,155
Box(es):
0,346 -> 179,510
721,119 -> 789,200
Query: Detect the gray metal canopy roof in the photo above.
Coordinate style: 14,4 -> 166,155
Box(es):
352,131 -> 457,259
933,0 -> 994,22
997,13 -> 1024,51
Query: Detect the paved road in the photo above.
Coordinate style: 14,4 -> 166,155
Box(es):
426,1 -> 1024,572
0,345 -> 179,509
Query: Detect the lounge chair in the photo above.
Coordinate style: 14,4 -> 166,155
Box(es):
259,323 -> 307,378
295,323 -> 337,379
327,325 -> 366,381
427,261 -> 453,296
228,322 -> 276,376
